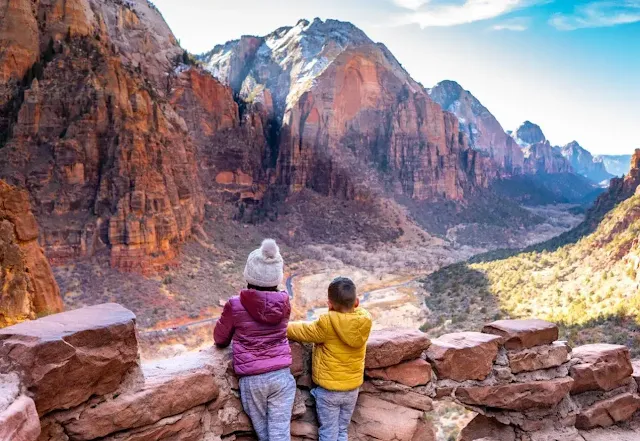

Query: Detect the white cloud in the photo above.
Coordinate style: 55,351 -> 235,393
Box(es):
392,0 -> 429,10
395,0 -> 542,28
492,16 -> 530,30
550,1 -> 640,30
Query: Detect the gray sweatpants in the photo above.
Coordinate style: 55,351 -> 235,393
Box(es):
239,368 -> 296,441
312,387 -> 360,441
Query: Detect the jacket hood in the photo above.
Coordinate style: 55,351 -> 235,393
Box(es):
240,289 -> 291,325
328,308 -> 372,348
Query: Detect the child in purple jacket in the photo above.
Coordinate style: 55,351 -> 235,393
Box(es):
214,239 -> 295,441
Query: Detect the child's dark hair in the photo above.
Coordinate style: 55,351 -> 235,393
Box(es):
328,277 -> 357,311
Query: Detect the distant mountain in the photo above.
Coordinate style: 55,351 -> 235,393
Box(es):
428,80 -> 524,176
560,141 -> 613,184
512,121 -> 573,174
596,154 -> 634,177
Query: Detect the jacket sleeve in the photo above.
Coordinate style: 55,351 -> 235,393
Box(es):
214,301 -> 235,347
287,316 -> 328,344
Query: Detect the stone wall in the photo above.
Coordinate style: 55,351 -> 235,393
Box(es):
1,304 -> 638,441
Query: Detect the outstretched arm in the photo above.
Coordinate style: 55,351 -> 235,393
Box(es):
287,317 -> 328,344
214,301 -> 235,347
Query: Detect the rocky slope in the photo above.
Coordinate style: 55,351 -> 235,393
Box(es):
0,180 -> 63,327
423,150 -> 640,354
561,141 -> 613,184
201,18 -> 496,203
428,80 -> 524,176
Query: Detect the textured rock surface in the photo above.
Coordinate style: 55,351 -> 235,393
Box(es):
457,414 -> 516,441
350,394 -> 435,441
0,181 -> 63,327
570,344 -> 633,394
365,329 -> 430,368
482,319 -> 559,350
0,0 -> 207,273
0,303 -> 138,415
0,395 -> 40,441
508,342 -> 570,374
366,358 -> 432,387
455,378 -> 574,411
59,352 -> 220,440
426,331 -> 501,381
575,392 -> 640,430
429,80 -> 524,176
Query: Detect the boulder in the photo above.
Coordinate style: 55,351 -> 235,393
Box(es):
350,394 -> 433,441
455,378 -> 574,411
366,358 -> 432,387
426,332 -> 501,381
365,329 -> 430,369
290,342 -> 308,377
482,319 -> 558,350
576,393 -> 640,430
457,414 -> 515,441
62,351 -> 220,440
0,395 -> 40,441
0,303 -> 139,415
508,342 -> 570,374
361,382 -> 433,411
570,344 -> 633,394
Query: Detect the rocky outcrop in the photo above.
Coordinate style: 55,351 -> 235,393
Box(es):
429,80 -> 524,176
560,141 -> 613,184
0,303 -> 138,415
3,306 -> 639,441
0,181 -> 63,327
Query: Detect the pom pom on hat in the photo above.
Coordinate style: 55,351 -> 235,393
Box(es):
260,239 -> 279,259
244,238 -> 284,287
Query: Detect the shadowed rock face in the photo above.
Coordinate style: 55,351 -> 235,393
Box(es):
0,181 -> 63,327
202,18 -> 496,203
512,121 -> 574,174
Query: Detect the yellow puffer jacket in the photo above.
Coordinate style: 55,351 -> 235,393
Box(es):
287,308 -> 372,391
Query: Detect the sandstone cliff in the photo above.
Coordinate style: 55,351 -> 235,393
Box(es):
0,180 -> 63,327
429,80 -> 524,176
0,0 -> 238,272
202,18 -> 495,203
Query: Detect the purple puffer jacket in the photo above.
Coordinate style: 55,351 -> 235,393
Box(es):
214,289 -> 292,376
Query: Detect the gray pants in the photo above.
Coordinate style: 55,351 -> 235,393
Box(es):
239,368 -> 296,441
312,387 -> 360,441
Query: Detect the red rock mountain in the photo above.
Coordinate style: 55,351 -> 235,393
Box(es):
201,19 -> 496,202
0,180 -> 63,326
428,80 -> 524,176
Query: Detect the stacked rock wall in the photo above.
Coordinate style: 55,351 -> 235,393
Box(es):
1,304 -> 639,441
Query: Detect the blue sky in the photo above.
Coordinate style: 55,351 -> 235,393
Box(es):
152,0 -> 640,155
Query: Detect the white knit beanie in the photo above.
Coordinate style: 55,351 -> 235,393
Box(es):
244,239 -> 284,288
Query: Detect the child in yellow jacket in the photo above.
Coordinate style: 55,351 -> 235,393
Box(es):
287,277 -> 372,441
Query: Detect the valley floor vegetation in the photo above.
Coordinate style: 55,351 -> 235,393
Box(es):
422,193 -> 640,355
